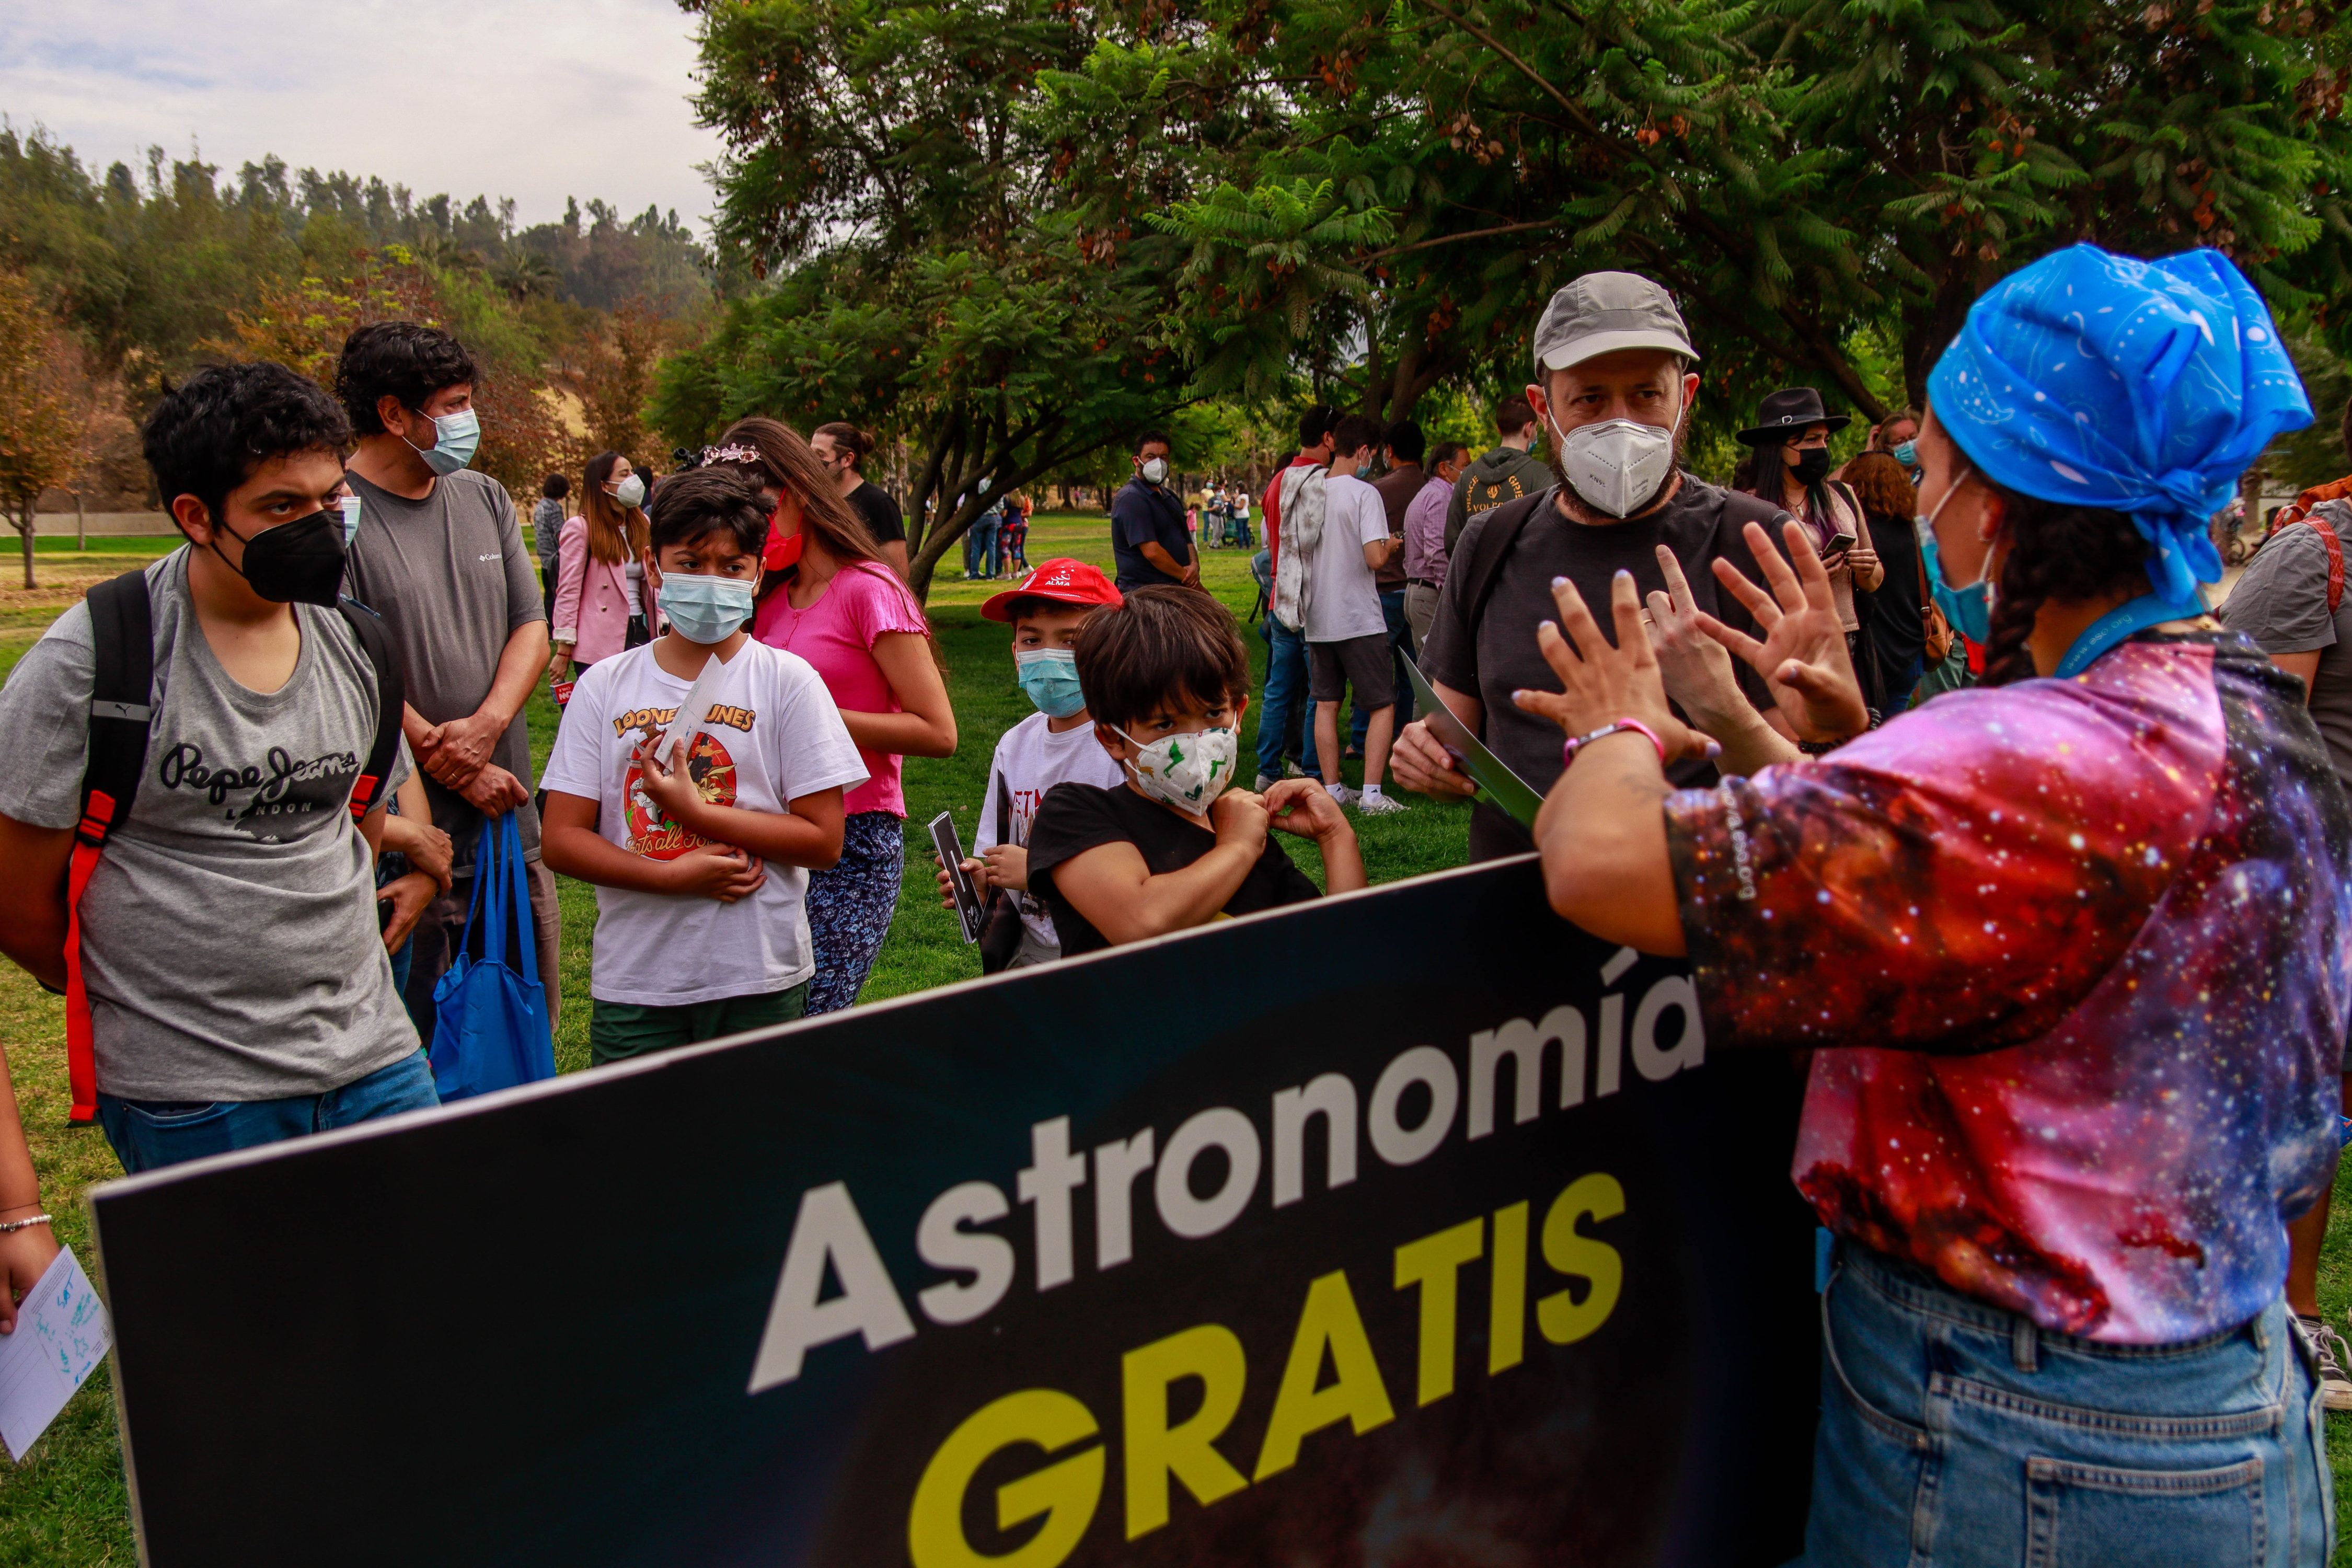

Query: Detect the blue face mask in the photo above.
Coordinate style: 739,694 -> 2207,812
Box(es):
406,408 -> 481,477
1890,439 -> 1918,468
1916,464 -> 1990,643
659,573 -> 756,644
1014,647 -> 1087,718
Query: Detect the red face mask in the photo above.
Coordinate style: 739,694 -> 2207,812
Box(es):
763,512 -> 804,573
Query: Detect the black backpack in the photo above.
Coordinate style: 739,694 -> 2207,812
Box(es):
62,569 -> 404,1123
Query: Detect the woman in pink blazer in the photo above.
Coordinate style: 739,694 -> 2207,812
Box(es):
549,451 -> 658,678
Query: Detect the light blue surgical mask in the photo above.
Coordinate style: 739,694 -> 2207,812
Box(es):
1890,439 -> 1918,468
659,573 -> 756,644
339,493 -> 363,546
1014,647 -> 1087,718
406,407 -> 481,476
1916,463 -> 1990,643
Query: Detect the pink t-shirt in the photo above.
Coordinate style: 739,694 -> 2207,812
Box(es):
752,561 -> 930,816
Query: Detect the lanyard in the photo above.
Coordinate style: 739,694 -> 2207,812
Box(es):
2053,591 -> 2209,678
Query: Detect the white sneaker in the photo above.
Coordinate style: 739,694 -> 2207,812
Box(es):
2310,1316 -> 2352,1412
1284,762 -> 1309,780
1325,783 -> 1361,806
1253,773 -> 1278,792
1357,790 -> 1407,816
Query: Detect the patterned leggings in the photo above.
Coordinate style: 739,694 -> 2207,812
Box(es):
804,811 -> 904,1014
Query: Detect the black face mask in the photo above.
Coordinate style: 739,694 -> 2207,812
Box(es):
212,509 -> 349,607
1791,447 -> 1834,487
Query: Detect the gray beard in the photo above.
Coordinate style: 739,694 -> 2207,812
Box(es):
1549,415 -> 1690,525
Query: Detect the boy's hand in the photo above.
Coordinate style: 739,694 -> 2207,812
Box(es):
386,817 -> 456,891
631,736 -> 704,825
980,843 -> 1028,893
0,1216 -> 58,1335
1209,788 -> 1270,856
1262,778 -> 1351,841
934,856 -> 990,910
376,869 -> 439,952
666,845 -> 766,903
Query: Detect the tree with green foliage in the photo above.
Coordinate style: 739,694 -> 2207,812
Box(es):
655,0 -> 1206,600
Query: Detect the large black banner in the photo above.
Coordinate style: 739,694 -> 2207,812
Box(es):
92,856 -> 1819,1566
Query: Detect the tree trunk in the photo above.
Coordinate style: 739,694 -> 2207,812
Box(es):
17,511 -> 33,590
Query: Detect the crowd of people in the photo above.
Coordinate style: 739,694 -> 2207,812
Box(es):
0,238 -> 2348,1561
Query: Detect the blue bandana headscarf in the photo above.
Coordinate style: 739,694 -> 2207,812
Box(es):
1928,244 -> 2312,603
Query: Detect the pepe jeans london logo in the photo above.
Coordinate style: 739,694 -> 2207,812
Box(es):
156,742 -> 359,843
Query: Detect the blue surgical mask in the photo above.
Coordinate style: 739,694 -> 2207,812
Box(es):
406,407 -> 481,476
659,573 -> 756,644
1916,464 -> 1990,643
1014,648 -> 1087,718
1890,439 -> 1918,468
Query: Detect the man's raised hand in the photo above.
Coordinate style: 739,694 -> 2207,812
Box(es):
1700,521 -> 1871,742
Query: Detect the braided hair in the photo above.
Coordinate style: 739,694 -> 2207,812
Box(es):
1977,485 -> 2156,686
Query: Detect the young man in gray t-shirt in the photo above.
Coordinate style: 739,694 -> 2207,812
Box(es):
0,364 -> 432,1218
336,323 -> 560,1037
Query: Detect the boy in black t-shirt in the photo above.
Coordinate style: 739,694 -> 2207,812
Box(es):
1027,586 -> 1365,955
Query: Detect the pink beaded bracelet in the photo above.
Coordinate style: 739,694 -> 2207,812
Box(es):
1563,718 -> 1667,769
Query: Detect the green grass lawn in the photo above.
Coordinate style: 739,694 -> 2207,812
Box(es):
5,521 -> 2350,1561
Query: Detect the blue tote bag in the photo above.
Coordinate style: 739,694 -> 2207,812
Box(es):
429,812 -> 556,1102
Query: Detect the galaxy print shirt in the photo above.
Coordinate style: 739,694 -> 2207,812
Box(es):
1665,632 -> 2352,1343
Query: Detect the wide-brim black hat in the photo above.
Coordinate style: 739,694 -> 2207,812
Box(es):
1737,386 -> 1851,445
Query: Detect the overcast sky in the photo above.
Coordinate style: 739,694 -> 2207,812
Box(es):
1,0 -> 725,235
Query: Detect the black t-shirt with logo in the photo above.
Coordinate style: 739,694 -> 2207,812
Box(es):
1028,782 -> 1321,956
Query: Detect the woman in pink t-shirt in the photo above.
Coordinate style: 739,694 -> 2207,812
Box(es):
708,417 -> 957,1012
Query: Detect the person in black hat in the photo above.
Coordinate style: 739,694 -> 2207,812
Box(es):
1732,387 -> 1885,704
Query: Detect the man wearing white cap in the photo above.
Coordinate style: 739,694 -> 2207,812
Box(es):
1394,271 -> 1796,860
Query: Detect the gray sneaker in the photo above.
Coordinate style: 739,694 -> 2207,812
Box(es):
1253,773 -> 1278,792
2300,1315 -> 2352,1411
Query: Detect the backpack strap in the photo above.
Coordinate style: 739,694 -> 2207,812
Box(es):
66,570 -> 158,1123
335,597 -> 407,821
2255,508 -> 2346,615
1456,486 -> 1550,633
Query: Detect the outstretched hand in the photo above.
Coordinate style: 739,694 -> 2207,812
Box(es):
1510,571 -> 1710,763
1699,521 -> 1871,742
1643,544 -> 1749,740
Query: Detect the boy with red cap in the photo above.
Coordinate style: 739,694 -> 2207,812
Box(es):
936,559 -> 1128,967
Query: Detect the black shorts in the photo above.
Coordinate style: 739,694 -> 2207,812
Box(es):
1309,632 -> 1396,708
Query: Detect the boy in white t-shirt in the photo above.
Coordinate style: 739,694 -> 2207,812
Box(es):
1305,413 -> 1404,814
539,470 -> 867,1064
935,559 -> 1128,967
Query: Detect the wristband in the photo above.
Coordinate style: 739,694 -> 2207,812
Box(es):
1563,718 -> 1667,769
0,1214 -> 51,1235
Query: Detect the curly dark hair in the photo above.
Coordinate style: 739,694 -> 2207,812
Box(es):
142,362 -> 350,524
1977,490 -> 2154,686
334,321 -> 479,436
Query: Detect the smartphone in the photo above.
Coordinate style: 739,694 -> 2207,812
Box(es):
1824,531 -> 1856,556
927,812 -> 985,944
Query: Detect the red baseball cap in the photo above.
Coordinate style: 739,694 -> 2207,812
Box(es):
980,558 -> 1124,622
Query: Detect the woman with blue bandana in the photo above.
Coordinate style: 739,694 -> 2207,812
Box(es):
1513,244 -> 2352,1565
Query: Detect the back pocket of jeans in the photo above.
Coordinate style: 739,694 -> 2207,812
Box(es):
2025,1454 -> 2262,1568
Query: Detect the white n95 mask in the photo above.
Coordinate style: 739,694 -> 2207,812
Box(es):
1558,418 -> 1676,518
1115,724 -> 1238,813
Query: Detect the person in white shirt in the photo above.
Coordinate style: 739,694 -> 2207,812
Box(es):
1304,413 -> 1404,814
538,469 -> 867,1063
936,559 -> 1129,967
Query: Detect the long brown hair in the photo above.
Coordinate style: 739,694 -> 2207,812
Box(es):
814,421 -> 877,474
580,449 -> 648,568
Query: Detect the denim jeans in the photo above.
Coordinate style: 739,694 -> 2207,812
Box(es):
1798,1240 -> 2331,1568
96,1051 -> 441,1174
1254,617 -> 1310,779
967,520 -> 1000,579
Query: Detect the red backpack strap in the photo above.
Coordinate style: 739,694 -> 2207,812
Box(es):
68,571 -> 158,1124
333,598 -> 406,821
2304,511 -> 2345,615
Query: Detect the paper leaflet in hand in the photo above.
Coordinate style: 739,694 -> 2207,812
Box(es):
653,649 -> 730,768
1404,658 -> 1547,830
0,1246 -> 110,1461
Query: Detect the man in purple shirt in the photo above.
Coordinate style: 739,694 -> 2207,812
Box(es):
1402,441 -> 1469,649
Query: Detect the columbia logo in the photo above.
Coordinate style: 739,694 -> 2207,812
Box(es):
477,553 -> 499,562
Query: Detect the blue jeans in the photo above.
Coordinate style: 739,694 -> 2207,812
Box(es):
1254,617 -> 1310,779
1800,1241 -> 2330,1567
1882,650 -> 1927,718
966,520 -> 1000,578
96,1051 -> 441,1174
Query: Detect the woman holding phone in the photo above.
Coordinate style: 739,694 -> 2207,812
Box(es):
1733,388 -> 1886,707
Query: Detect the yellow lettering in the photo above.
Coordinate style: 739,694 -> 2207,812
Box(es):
908,1388 -> 1103,1568
1490,1200 -> 1528,1374
1120,1324 -> 1249,1538
1393,1217 -> 1483,1406
1252,1270 -> 1394,1481
1537,1174 -> 1624,1346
